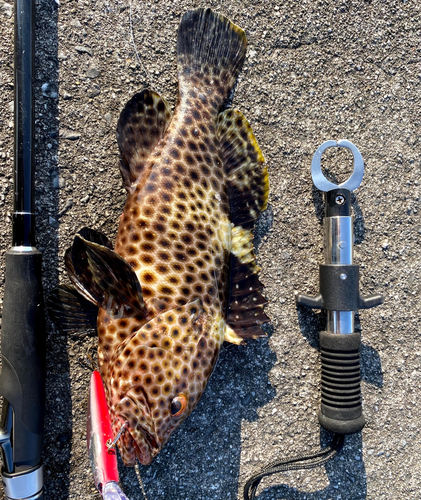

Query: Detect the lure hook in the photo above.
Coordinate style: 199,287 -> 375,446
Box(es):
107,420 -> 129,450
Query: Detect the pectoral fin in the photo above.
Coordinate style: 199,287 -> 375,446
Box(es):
67,233 -> 145,318
48,284 -> 98,336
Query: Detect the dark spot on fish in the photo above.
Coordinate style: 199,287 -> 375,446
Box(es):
154,222 -> 165,233
142,272 -> 156,284
161,192 -> 172,202
185,274 -> 194,284
185,153 -> 194,165
175,163 -> 186,175
157,264 -> 169,274
162,167 -> 171,176
184,116 -> 193,125
171,221 -> 181,230
158,252 -> 169,262
175,138 -> 184,148
211,179 -> 219,190
180,128 -> 188,137
190,170 -> 199,181
183,178 -> 192,189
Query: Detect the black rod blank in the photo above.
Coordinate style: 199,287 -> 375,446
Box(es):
13,0 -> 36,247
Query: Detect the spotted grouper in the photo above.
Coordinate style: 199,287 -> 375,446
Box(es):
53,8 -> 269,466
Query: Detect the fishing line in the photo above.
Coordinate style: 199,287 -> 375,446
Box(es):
129,0 -> 151,87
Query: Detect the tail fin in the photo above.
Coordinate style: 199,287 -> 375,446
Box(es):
177,8 -> 247,105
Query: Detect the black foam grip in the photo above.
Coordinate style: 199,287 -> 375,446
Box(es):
0,249 -> 46,468
318,331 -> 365,434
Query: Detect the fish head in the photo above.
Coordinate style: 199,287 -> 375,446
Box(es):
108,299 -> 220,465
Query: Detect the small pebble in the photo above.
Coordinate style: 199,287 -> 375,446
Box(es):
86,68 -> 100,78
49,216 -> 59,229
75,45 -> 93,56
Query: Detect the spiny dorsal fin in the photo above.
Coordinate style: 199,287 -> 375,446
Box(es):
117,89 -> 172,191
48,284 -> 98,337
217,109 -> 269,229
67,234 -> 145,318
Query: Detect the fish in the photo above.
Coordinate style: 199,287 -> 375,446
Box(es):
50,7 -> 269,466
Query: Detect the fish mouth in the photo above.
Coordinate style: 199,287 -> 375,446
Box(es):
115,389 -> 161,466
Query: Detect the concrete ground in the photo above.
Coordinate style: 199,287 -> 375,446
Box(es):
0,0 -> 420,499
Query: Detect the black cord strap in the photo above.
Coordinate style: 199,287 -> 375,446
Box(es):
243,433 -> 345,500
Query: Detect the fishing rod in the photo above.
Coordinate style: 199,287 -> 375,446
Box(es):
244,140 -> 383,499
0,0 -> 46,498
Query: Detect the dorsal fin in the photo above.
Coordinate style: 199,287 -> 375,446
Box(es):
116,89 -> 172,191
217,109 -> 269,342
217,108 -> 268,229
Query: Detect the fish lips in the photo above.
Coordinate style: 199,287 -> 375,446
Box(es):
115,390 -> 161,466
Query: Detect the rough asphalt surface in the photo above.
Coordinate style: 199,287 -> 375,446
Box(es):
0,0 -> 420,499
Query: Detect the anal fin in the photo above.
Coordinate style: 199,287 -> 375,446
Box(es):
117,89 -> 172,191
227,252 -> 269,340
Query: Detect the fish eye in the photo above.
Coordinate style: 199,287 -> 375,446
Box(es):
170,394 -> 187,418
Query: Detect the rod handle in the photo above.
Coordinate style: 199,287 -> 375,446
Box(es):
0,249 -> 46,469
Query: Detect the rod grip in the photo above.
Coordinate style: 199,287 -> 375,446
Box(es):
0,249 -> 46,468
318,331 -> 365,434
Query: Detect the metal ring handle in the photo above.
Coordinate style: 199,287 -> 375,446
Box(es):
311,140 -> 364,192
